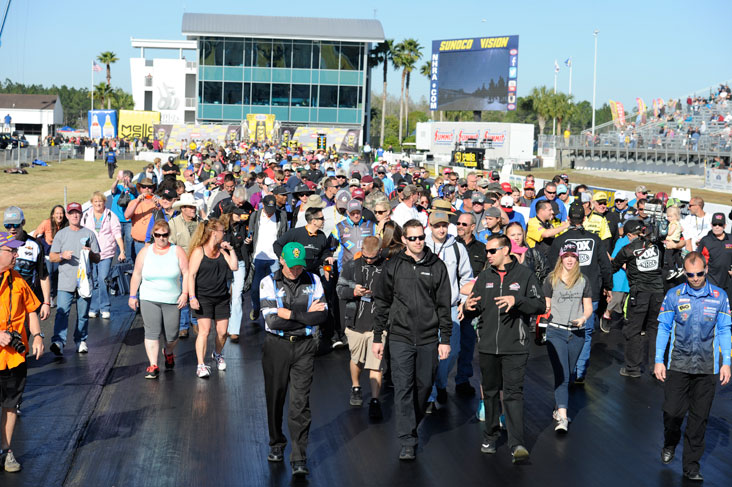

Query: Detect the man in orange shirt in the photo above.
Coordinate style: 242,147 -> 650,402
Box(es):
0,232 -> 44,472
124,178 -> 157,258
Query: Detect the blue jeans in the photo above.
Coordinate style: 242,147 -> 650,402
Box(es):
90,258 -> 112,314
250,258 -> 277,313
575,301 -> 599,379
228,260 -> 247,335
455,316 -> 477,385
46,259 -> 59,298
430,306 -> 460,401
119,221 -> 133,260
546,326 -> 586,409
52,290 -> 91,346
133,240 -> 147,261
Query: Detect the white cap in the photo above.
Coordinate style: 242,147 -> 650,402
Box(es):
500,195 -> 514,207
264,177 -> 275,186
613,190 -> 629,201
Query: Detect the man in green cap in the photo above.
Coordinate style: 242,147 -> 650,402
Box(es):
259,242 -> 328,479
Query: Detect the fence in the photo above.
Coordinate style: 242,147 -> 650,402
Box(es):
0,145 -> 137,168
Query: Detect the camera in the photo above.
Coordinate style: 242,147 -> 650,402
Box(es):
6,331 -> 26,355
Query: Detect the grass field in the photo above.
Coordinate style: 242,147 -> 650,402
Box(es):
0,159 -> 149,230
513,168 -> 731,206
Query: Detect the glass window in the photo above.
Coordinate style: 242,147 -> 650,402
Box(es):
292,42 -> 312,69
243,82 -> 251,105
338,86 -> 357,108
200,38 -> 223,66
224,82 -> 243,104
198,81 -> 203,103
255,40 -> 272,68
272,40 -> 292,68
340,43 -> 360,70
251,83 -> 271,105
271,84 -> 291,106
312,43 -> 320,69
320,42 -> 340,70
224,40 -> 243,67
291,85 -> 310,107
244,40 -> 253,67
203,81 -> 222,104
319,85 -> 338,108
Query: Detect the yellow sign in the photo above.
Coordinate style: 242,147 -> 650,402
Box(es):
119,110 -> 160,141
454,151 -> 477,165
246,114 -> 276,142
438,37 -> 509,51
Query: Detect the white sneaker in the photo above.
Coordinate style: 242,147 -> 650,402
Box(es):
555,417 -> 569,432
213,352 -> 227,371
77,341 -> 88,353
196,364 -> 211,378
101,311 -> 111,319
88,311 -> 98,318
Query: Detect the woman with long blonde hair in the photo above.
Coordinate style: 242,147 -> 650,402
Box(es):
188,218 -> 239,378
542,242 -> 593,433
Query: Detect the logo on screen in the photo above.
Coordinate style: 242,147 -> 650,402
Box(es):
510,49 -> 518,55
509,67 -> 517,78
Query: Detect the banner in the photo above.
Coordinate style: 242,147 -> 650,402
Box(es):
339,129 -> 360,153
88,110 -> 117,139
609,100 -> 619,128
119,110 -> 160,141
246,114 -> 276,142
652,98 -> 659,118
635,98 -> 646,124
292,127 -> 361,153
153,124 -> 243,151
616,102 -> 626,127
705,167 -> 732,192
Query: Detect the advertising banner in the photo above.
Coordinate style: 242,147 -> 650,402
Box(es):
88,110 -> 117,139
292,127 -> 361,153
636,98 -> 646,124
616,102 -> 626,126
246,114 -> 276,142
705,167 -> 732,192
119,110 -> 160,141
153,124 -> 244,151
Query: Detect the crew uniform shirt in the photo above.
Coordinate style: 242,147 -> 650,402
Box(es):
260,270 -> 328,337
697,231 -> 732,293
526,217 -> 557,257
543,276 -> 591,326
0,269 -> 41,370
273,226 -> 335,274
13,231 -> 48,301
50,226 -> 100,293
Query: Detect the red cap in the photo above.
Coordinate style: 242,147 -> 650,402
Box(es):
524,181 -> 535,189
215,174 -> 225,186
351,188 -> 366,201
66,202 -> 82,213
501,182 -> 512,193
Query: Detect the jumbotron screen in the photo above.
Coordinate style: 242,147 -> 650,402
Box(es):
429,35 -> 519,112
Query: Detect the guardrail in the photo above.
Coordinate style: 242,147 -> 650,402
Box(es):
0,145 -> 137,168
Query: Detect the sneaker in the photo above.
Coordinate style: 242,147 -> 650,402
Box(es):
398,445 -> 416,461
51,296 -> 56,308
229,334 -> 239,343
425,401 -> 436,415
191,324 -> 199,335
267,446 -> 284,462
499,413 -> 506,430
480,442 -> 497,454
163,351 -> 175,370
196,364 -> 211,378
291,461 -> 309,477
101,311 -> 111,319
88,311 -> 98,318
178,329 -> 189,339
476,401 -> 485,422
599,316 -> 611,333
368,398 -> 383,420
619,367 -> 641,378
50,341 -> 63,356
436,387 -> 448,404
511,445 -> 530,464
15,404 -> 21,416
3,449 -> 21,472
77,341 -> 88,354
555,417 -> 569,432
332,339 -> 344,349
212,352 -> 226,371
573,376 -> 585,385
144,365 -> 160,379
455,382 -> 476,397
250,309 -> 260,321
350,386 -> 363,407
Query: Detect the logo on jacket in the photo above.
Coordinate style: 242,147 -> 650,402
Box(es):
486,282 -> 494,289
634,245 -> 660,271
567,238 -> 594,266
509,282 -> 520,291
677,304 -> 691,312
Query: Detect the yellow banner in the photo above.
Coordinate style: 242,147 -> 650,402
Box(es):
119,110 -> 160,141
246,114 -> 276,142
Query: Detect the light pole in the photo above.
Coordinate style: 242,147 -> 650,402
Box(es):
591,29 -> 599,137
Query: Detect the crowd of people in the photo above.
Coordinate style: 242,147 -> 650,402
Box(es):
0,141 -> 730,481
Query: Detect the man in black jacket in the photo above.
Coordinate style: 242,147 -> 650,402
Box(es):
260,242 -> 328,478
372,219 -> 452,461
697,212 -> 732,299
464,234 -> 545,464
548,203 -> 613,382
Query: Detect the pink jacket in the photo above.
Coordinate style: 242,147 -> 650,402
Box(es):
81,208 -> 122,260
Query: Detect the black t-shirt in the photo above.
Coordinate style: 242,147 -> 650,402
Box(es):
161,162 -> 179,180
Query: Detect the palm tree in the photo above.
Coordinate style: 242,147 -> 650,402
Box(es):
90,82 -> 113,110
548,92 -> 575,136
528,86 -> 553,135
368,39 -> 395,148
393,39 -> 422,144
420,61 -> 433,119
97,51 -> 118,88
402,40 -> 423,140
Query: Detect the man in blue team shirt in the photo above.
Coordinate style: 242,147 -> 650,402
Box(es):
528,182 -> 567,222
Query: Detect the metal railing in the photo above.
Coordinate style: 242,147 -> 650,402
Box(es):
0,145 -> 137,168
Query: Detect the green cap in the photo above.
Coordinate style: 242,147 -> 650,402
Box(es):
282,242 -> 307,268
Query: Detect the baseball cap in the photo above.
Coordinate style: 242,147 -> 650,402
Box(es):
336,168 -> 347,177
501,182 -> 513,194
524,181 -> 535,189
442,184 -> 456,196
613,190 -> 629,201
462,190 -> 474,201
281,242 -> 307,268
560,173 -> 569,182
477,178 -> 490,188
560,242 -> 579,258
351,188 -> 366,201
471,193 -> 486,204
3,206 -> 24,225
712,212 -> 726,226
489,170 -> 500,181
335,189 -> 351,209
294,183 -> 313,195
66,202 -> 82,213
457,178 -> 468,187
428,211 -> 450,225
347,199 -> 363,214
624,219 -> 644,234
556,184 -> 568,195
485,207 -> 501,218
160,188 -> 177,200
349,178 -> 360,187
635,185 -> 649,194
215,174 -> 226,186
272,185 -> 291,195
0,232 -> 23,249
569,203 -> 585,221
580,192 -> 592,204
361,175 -> 374,183
233,164 -> 242,173
500,195 -> 514,208
592,191 -> 609,202
262,195 -> 276,209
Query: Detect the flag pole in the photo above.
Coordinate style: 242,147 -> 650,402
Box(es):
91,60 -> 94,111
568,58 -> 573,132
553,60 -> 558,136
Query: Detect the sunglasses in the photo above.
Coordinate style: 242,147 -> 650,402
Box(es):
362,254 -> 379,261
1,248 -> 18,255
685,271 -> 705,278
712,223 -> 725,227
615,199 -> 626,202
545,191 -> 556,195
596,200 -> 608,205
140,185 -> 154,189
405,235 -> 426,242
312,216 -> 325,221
374,210 -> 389,215
4,223 -> 21,229
486,246 -> 506,255
153,233 -> 169,238
459,184 -> 467,188
456,222 -> 471,227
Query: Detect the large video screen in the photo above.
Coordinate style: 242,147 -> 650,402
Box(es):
429,35 -> 519,112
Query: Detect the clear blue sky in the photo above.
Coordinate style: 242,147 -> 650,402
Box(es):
0,0 -> 730,111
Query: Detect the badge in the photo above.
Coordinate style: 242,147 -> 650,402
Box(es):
678,304 -> 691,312
509,282 -> 520,291
486,283 -> 494,289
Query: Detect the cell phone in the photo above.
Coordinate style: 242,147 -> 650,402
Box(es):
569,319 -> 580,327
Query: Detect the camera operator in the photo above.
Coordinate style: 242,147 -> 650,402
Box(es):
611,219 -> 664,378
0,232 -> 44,473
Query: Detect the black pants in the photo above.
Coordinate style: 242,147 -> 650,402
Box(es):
663,370 -> 717,474
320,272 -> 343,345
389,339 -> 438,447
480,352 -> 529,448
622,291 -> 663,373
261,333 -> 317,463
107,162 -> 116,179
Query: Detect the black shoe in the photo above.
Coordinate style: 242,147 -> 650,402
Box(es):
350,386 -> 363,407
291,461 -> 309,477
425,401 -> 435,414
511,445 -> 530,464
619,367 -> 641,378
455,382 -> 476,397
436,387 -> 448,404
368,398 -> 383,420
267,446 -> 284,462
480,442 -> 497,454
683,471 -> 703,481
399,445 -> 416,461
661,447 -> 675,464
50,341 -> 63,356
250,309 -> 260,321
573,376 -> 585,385
599,316 -> 611,333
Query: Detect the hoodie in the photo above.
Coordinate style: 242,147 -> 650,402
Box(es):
424,233 -> 473,306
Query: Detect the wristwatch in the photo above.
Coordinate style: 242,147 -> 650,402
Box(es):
33,332 -> 45,339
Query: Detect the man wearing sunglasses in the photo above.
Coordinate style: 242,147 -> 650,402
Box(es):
528,182 -> 568,222
697,212 -> 732,299
583,192 -> 613,244
611,219 -> 664,378
654,251 -> 731,482
372,219 -> 452,461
